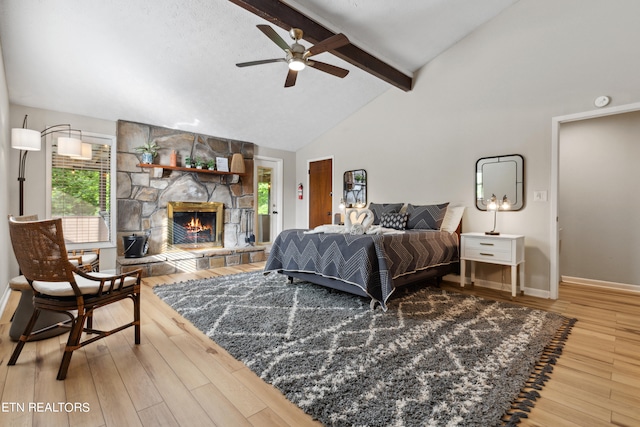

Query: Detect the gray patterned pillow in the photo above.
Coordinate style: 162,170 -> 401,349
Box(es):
368,203 -> 404,225
380,212 -> 408,230
406,203 -> 449,230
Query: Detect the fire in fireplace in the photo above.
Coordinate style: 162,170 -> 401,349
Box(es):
168,201 -> 224,249
173,212 -> 215,244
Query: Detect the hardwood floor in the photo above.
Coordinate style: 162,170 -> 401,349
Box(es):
0,263 -> 638,426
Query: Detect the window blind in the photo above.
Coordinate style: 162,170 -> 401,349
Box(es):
52,138 -> 112,244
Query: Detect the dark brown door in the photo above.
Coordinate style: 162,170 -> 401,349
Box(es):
308,158 -> 332,228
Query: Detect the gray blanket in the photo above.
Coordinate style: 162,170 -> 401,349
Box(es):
264,229 -> 459,309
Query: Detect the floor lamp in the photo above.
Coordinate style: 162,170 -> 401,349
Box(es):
11,115 -> 84,216
11,116 -> 41,216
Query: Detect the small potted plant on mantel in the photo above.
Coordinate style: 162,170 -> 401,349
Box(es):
195,157 -> 205,169
185,156 -> 192,168
207,159 -> 216,170
135,141 -> 159,164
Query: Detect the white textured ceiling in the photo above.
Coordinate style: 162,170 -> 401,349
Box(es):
0,0 -> 518,152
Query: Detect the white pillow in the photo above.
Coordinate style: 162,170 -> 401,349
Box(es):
440,206 -> 465,233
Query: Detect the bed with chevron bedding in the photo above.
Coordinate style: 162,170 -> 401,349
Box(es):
264,228 -> 458,310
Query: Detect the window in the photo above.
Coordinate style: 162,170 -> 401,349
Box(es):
47,131 -> 116,248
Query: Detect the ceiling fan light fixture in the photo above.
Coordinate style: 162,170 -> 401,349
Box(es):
239,25 -> 350,87
288,58 -> 306,71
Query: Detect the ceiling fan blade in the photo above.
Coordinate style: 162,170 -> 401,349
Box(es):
256,24 -> 291,52
236,58 -> 286,67
308,61 -> 349,78
306,33 -> 349,57
284,69 -> 298,87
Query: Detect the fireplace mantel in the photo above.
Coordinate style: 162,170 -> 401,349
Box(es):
137,163 -> 246,176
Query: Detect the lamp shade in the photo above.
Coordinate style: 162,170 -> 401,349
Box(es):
77,142 -> 92,160
57,137 -> 83,157
487,194 -> 498,211
11,128 -> 41,151
230,153 -> 245,173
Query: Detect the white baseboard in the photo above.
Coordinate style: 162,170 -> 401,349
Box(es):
443,275 -> 551,299
523,287 -> 550,299
0,286 -> 12,320
562,275 -> 640,293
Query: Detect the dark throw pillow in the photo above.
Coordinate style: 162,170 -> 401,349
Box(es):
405,203 -> 449,230
368,202 -> 404,225
380,212 -> 409,230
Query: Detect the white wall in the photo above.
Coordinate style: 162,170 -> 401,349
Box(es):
559,111 -> 640,286
295,0 -> 640,293
1,43 -> 12,303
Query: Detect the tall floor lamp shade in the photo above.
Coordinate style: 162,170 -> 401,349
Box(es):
11,115 -> 84,216
11,117 -> 42,216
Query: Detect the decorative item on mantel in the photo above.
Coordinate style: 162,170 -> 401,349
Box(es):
229,153 -> 245,183
185,156 -> 192,168
216,156 -> 229,172
169,150 -> 177,167
135,141 -> 159,164
207,159 -> 216,170
195,157 -> 204,169
230,153 -> 245,174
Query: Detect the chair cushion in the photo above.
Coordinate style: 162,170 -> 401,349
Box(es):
32,272 -> 137,297
9,275 -> 30,291
68,253 -> 98,266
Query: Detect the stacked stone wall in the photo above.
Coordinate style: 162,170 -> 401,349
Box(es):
116,120 -> 255,257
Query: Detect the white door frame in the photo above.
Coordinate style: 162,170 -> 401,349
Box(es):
550,101 -> 640,299
255,155 -> 283,241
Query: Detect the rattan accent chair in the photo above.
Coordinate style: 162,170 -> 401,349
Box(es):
7,216 -> 142,380
68,248 -> 100,272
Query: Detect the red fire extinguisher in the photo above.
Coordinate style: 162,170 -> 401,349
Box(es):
297,183 -> 303,200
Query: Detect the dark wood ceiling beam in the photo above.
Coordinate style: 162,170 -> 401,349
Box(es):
228,0 -> 413,91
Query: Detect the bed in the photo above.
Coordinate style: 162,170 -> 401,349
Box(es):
264,204 -> 462,310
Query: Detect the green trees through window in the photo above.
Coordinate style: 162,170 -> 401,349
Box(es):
52,168 -> 110,216
257,181 -> 270,215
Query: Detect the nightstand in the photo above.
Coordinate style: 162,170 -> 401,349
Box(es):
460,232 -> 525,297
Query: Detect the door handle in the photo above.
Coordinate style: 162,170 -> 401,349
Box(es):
327,211 -> 331,216
272,211 -> 278,214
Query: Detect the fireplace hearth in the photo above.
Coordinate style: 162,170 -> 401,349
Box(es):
168,201 -> 224,249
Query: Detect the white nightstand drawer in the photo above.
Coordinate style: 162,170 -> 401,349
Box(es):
464,248 -> 512,263
464,238 -> 512,253
460,232 -> 525,298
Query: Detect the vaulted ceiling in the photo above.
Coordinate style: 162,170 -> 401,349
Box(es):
0,0 -> 519,151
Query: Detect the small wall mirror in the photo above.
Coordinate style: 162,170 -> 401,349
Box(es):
343,169 -> 367,208
476,154 -> 524,211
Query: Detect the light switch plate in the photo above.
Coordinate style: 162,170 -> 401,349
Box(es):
533,191 -> 547,202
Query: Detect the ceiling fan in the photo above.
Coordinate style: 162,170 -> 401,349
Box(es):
236,24 -> 350,88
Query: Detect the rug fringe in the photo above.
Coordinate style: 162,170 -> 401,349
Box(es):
501,317 -> 577,426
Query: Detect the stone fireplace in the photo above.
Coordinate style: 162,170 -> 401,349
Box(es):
115,120 -> 265,276
168,201 -> 223,249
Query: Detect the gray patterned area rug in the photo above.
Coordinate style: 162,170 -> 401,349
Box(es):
153,271 -> 575,426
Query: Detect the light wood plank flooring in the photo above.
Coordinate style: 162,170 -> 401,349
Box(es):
1,263 -> 638,426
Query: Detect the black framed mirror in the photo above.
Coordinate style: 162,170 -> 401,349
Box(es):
343,169 -> 367,208
476,154 -> 524,211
